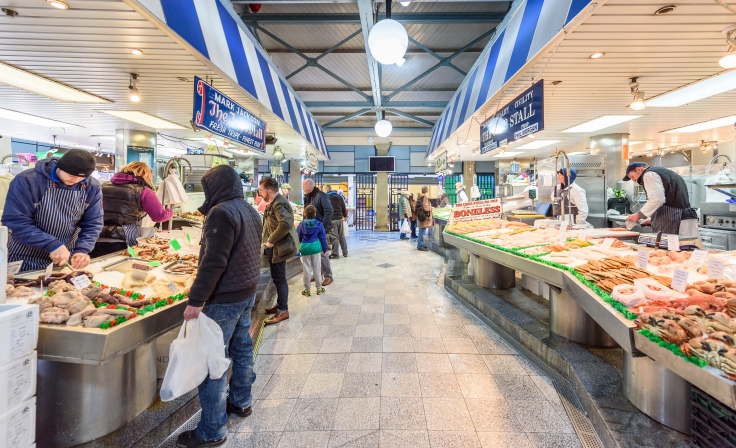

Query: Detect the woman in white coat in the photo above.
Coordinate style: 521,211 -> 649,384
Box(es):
455,182 -> 469,203
553,168 -> 590,227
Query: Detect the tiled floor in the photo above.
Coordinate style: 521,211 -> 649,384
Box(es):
229,231 -> 584,448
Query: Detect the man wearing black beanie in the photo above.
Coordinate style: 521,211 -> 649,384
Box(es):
2,150 -> 104,271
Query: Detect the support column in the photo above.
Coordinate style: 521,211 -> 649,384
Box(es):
463,161 -> 475,199
115,129 -> 156,176
289,160 -> 302,202
589,133 -> 629,191
374,143 -> 390,231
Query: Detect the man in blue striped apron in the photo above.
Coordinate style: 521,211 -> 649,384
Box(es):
2,150 -> 103,272
624,162 -> 700,239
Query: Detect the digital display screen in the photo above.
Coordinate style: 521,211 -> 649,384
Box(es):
369,156 -> 395,172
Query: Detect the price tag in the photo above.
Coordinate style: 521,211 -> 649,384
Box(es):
708,259 -> 725,279
559,232 -> 567,245
170,239 -> 182,251
578,230 -> 586,242
7,261 -> 22,276
127,246 -> 137,257
148,261 -> 161,267
637,250 -> 649,269
690,249 -> 708,264
168,282 -> 179,294
559,221 -> 568,234
44,263 -> 54,280
186,233 -> 191,243
671,269 -> 689,292
600,238 -> 615,250
70,275 -> 91,290
667,234 -> 680,252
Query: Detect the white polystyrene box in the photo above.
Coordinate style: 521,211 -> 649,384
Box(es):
0,305 -> 38,363
0,351 -> 36,415
0,396 -> 35,448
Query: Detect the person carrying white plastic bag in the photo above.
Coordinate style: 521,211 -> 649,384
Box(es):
160,314 -> 230,402
173,165 -> 264,448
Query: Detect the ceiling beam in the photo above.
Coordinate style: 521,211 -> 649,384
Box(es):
321,127 -> 433,132
357,0 -> 382,120
267,49 -> 483,55
240,12 -> 506,24
294,87 -> 457,92
322,108 -> 373,127
305,101 -> 448,107
385,108 -> 435,126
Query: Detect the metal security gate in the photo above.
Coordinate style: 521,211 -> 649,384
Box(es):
311,173 -> 324,189
476,174 -> 495,199
444,175 -> 462,204
388,174 -> 409,231
355,174 -> 375,231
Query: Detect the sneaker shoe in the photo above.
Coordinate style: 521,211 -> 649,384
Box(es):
343,254 -> 348,257
226,402 -> 252,418
177,430 -> 226,447
418,247 -> 429,251
329,254 -> 339,259
322,278 -> 334,286
265,312 -> 289,325
316,288 -> 326,295
301,289 -> 311,296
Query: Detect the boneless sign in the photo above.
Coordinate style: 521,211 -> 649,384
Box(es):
449,199 -> 503,224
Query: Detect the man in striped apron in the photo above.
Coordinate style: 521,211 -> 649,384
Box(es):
624,162 -> 700,239
2,150 -> 103,272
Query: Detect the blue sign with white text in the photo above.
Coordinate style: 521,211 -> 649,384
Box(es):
480,80 -> 544,154
192,76 -> 267,152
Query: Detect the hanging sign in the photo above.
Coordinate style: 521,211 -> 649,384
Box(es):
480,80 -> 544,154
303,148 -> 320,173
434,152 -> 448,174
448,198 -> 502,224
192,76 -> 267,153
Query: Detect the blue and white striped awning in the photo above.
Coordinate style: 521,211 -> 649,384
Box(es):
134,0 -> 329,158
426,0 -> 593,157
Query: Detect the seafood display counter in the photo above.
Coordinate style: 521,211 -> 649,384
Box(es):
440,219 -> 736,434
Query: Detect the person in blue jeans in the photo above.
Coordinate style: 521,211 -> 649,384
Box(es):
416,186 -> 433,251
177,166 -> 263,448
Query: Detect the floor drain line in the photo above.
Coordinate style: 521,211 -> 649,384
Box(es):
157,410 -> 202,448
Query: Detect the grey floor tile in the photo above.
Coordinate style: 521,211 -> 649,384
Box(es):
339,371 -> 381,397
314,304 -> 340,315
300,373 -> 345,398
412,338 -> 446,353
418,372 -> 463,398
507,399 -> 574,433
328,325 -> 358,338
229,431 -> 282,448
384,324 -> 413,338
330,313 -> 360,326
320,338 -> 354,353
379,397 -> 426,430
251,372 -> 271,401
346,352 -> 382,372
427,431 -> 481,448
288,338 -> 324,354
333,397 -> 381,430
261,374 -> 310,400
311,353 -> 350,373
476,432 -> 531,448
381,372 -> 422,397
234,399 -> 297,432
482,355 -> 527,375
383,337 -> 415,352
472,337 -> 517,355
524,433 -> 583,448
415,353 -> 454,373
379,430 -> 430,448
284,398 -> 339,431
328,430 -> 379,448
493,375 -> 547,401
382,353 -> 417,373
355,324 -> 384,338
384,304 -> 409,315
358,314 -> 384,325
436,324 -> 469,339
422,398 -> 474,431
277,354 -> 318,374
529,375 -> 562,404
465,398 -> 524,432
449,354 -> 490,374
384,313 -> 410,325
258,338 -> 295,355
456,374 -> 504,400
442,338 -> 480,354
351,337 -> 383,353
277,431 -> 331,448
363,296 -> 385,305
298,325 -> 330,339
361,304 -> 385,314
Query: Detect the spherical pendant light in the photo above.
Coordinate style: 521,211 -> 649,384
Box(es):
368,19 -> 408,65
629,98 -> 646,111
375,119 -> 392,137
720,53 -> 736,69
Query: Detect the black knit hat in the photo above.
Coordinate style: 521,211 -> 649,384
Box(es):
56,149 -> 97,178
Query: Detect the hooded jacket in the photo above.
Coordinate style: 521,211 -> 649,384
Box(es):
297,218 -> 328,256
187,165 -> 262,307
2,158 -> 103,255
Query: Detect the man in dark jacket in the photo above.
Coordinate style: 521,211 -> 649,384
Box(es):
179,165 -> 262,448
326,185 -> 348,258
3,150 -> 103,271
302,178 -> 334,285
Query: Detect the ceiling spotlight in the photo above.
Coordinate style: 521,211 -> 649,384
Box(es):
654,5 -> 676,15
368,0 -> 408,65
590,53 -> 605,59
129,48 -> 143,56
47,0 -> 69,9
400,1 -> 411,5
719,25 -> 736,69
628,77 -> 646,110
129,73 -> 140,102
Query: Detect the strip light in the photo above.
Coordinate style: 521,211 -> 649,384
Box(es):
0,61 -> 110,103
562,115 -> 641,133
0,107 -> 82,128
664,115 -> 736,133
647,70 -> 736,107
99,111 -> 186,129
491,151 -> 523,158
515,140 -> 560,150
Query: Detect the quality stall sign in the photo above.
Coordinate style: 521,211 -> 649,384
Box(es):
449,198 -> 502,224
193,76 -> 266,152
480,80 -> 544,154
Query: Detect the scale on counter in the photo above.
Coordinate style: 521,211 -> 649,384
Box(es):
637,234 -> 698,250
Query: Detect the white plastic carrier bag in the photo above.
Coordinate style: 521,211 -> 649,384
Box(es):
400,219 -> 411,235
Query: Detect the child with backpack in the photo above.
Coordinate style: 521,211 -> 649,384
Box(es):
297,205 -> 328,296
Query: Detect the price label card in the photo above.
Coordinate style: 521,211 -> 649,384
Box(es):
44,263 -> 54,280
127,246 -> 138,257
559,222 -> 568,234
578,230 -> 586,242
131,263 -> 151,281
637,250 -> 649,269
7,261 -> 22,276
70,275 -> 91,290
667,234 -> 680,252
690,249 -> 708,264
168,282 -> 179,294
708,259 -> 725,279
559,232 -> 567,245
671,269 -> 689,292
170,239 -> 182,251
186,233 -> 191,243
600,238 -> 615,250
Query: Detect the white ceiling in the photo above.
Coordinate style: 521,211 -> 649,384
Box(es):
0,0 -> 319,159
437,0 -> 736,162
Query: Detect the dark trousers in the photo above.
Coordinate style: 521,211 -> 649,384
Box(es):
410,220 -> 417,238
265,248 -> 288,312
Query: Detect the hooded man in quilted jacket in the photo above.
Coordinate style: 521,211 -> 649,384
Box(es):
179,165 -> 262,448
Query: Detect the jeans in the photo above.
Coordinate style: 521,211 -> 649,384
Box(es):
196,295 -> 257,441
265,248 -> 288,312
302,253 -> 322,289
417,228 -> 427,249
330,220 -> 348,256
321,251 -> 333,280
410,220 -> 417,238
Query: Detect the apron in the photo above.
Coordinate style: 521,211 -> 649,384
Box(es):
8,180 -> 88,271
651,204 -> 682,235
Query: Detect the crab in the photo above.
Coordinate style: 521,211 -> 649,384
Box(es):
671,315 -> 704,339
707,312 -> 736,335
727,298 -> 736,319
681,338 -> 736,380
636,314 -> 689,345
684,305 -> 711,332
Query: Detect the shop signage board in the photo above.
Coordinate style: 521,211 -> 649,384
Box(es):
480,80 -> 544,154
304,148 -> 320,173
449,199 -> 502,224
192,76 -> 267,153
434,152 -> 448,173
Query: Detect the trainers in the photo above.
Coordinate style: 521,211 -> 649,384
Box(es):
418,247 -> 429,251
301,289 -> 311,296
329,254 -> 339,259
343,254 -> 348,257
177,430 -> 226,447
226,402 -> 252,418
316,288 -> 326,295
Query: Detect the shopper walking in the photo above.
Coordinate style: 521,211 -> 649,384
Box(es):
437,190 -> 451,208
178,165 -> 262,448
261,177 -> 297,325
399,190 -> 411,240
326,185 -> 348,258
416,186 -> 433,251
297,205 -> 328,296
3,150 -> 103,271
408,193 -> 418,239
302,178 -> 334,285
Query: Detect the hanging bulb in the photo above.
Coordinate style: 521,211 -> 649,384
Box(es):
375,119 -> 392,137
129,86 -> 140,102
395,57 -> 406,67
629,98 -> 646,111
368,19 -> 408,65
